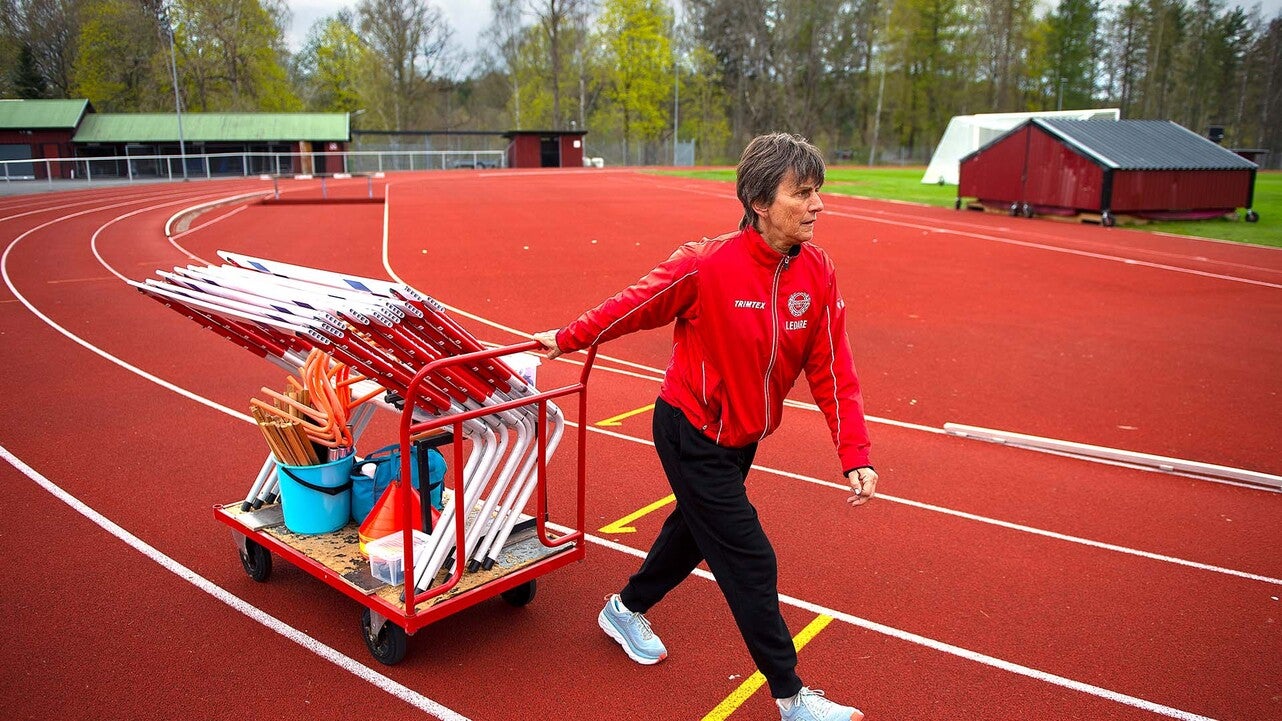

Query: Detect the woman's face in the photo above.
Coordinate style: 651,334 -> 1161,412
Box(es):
755,169 -> 824,253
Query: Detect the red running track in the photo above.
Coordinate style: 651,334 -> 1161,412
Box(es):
0,171 -> 1279,721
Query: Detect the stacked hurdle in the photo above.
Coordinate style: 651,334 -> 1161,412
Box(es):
131,253 -> 568,595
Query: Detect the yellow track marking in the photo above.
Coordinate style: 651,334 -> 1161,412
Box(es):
595,403 -> 656,427
702,614 -> 835,720
598,493 -> 675,534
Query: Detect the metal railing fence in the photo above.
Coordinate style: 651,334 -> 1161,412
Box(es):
0,149 -> 508,185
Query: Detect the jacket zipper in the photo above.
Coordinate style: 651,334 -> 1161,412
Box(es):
760,255 -> 788,440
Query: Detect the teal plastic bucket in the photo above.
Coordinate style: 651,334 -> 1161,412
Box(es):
277,455 -> 355,534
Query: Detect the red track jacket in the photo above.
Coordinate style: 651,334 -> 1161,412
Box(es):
556,225 -> 871,473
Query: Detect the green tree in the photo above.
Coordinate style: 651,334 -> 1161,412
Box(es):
172,0 -> 299,111
71,0 -> 166,111
1170,0 -> 1225,132
597,0 -> 673,164
1100,0 -> 1148,116
293,11 -> 367,112
818,0 -> 881,155
891,0 -> 967,154
12,43 -> 47,97
0,0 -> 18,96
771,0 -> 838,138
976,0 -> 1038,110
678,44 -> 731,162
689,0 -> 788,145
1038,0 -> 1104,109
1246,16 -> 1281,152
1138,0 -> 1185,118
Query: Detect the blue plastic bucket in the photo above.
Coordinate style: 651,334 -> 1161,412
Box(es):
277,455 -> 355,534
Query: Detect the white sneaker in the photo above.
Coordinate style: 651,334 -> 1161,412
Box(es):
778,687 -> 864,721
597,594 -> 668,665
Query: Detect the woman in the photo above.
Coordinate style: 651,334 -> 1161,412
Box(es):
536,133 -> 878,721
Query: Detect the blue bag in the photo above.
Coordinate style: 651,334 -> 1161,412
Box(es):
350,443 -> 445,523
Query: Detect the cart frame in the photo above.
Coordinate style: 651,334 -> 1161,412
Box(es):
214,340 -> 597,660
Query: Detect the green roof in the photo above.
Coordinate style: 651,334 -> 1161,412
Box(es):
0,99 -> 91,130
73,113 -> 349,143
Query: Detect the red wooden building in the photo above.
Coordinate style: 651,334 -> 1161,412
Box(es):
958,119 -> 1259,225
503,130 -> 586,168
0,99 -> 91,179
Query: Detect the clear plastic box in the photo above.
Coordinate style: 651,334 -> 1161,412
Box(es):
500,351 -> 541,387
366,530 -> 430,586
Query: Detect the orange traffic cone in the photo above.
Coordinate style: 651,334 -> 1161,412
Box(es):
358,480 -> 424,556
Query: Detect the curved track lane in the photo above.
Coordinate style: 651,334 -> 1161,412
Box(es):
2,173 -> 1279,721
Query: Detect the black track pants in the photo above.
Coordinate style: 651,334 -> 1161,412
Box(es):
620,397 -> 803,699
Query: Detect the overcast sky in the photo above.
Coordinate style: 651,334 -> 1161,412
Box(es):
282,0 -> 1282,64
285,0 -> 490,59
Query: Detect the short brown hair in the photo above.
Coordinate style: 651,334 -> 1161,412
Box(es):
736,133 -> 826,231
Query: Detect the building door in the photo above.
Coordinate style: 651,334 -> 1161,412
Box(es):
299,141 -> 313,174
44,143 -> 68,178
540,136 -> 560,167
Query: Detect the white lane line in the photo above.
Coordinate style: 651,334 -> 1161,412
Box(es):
2,193 -> 472,721
1,197 -> 256,423
0,444 -> 470,721
578,529 -> 1219,721
378,176 -> 1277,584
163,190 -> 265,237
0,185 -> 197,223
575,420 -> 1282,586
638,174 -> 1282,286
169,204 -> 249,259
382,182 -> 1242,716
0,182 -> 1242,721
464,306 -> 1272,492
92,191 -> 253,283
829,210 -> 1282,290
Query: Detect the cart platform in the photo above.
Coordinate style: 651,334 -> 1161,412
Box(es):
217,501 -> 574,610
218,340 -> 598,665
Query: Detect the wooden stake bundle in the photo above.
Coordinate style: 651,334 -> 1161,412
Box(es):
251,404 -> 319,466
252,349 -> 376,452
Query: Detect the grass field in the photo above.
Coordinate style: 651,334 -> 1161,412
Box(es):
652,167 -> 1282,248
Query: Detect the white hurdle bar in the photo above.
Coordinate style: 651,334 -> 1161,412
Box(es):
943,422 -> 1282,490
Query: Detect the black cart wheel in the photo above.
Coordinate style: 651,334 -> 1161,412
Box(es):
1009,202 -> 1020,216
362,608 -> 408,665
239,538 -> 272,582
501,579 -> 538,607
1101,211 -> 1115,228
1245,210 -> 1259,223
1020,203 -> 1033,218
954,198 -> 962,210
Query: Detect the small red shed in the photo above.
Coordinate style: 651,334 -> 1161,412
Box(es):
958,119 -> 1259,225
503,130 -> 586,168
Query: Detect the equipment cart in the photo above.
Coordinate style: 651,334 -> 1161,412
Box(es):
215,341 -> 598,665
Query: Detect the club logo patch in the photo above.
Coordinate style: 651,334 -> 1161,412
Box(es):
787,292 -> 811,318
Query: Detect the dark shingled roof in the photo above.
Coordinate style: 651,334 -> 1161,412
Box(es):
1035,119 -> 1257,171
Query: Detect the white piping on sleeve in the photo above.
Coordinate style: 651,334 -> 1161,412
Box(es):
588,269 -> 698,346
824,303 -> 844,448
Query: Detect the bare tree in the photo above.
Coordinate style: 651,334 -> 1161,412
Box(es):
489,0 -> 524,126
358,0 -> 455,129
5,0 -> 84,97
527,0 -> 588,128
